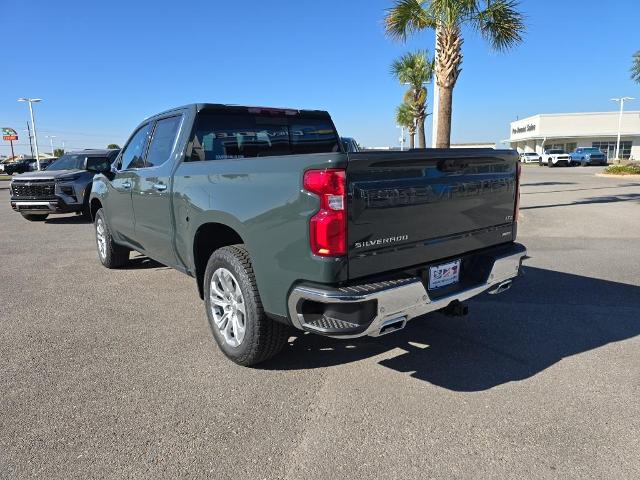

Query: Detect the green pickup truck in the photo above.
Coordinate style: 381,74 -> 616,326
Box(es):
90,103 -> 526,366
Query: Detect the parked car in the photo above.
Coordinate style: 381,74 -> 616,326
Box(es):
90,103 -> 526,366
569,147 -> 608,166
1,158 -> 55,174
520,152 -> 541,163
2,159 -> 34,175
341,137 -> 360,152
9,149 -> 119,221
540,149 -> 571,167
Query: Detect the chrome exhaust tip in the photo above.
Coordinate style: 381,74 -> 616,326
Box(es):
374,317 -> 407,336
488,280 -> 513,295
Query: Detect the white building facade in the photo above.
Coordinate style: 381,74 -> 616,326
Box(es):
507,111 -> 640,160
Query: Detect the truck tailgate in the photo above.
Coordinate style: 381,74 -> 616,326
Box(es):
347,149 -> 518,279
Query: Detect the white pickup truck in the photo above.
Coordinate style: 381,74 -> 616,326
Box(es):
540,149 -> 571,167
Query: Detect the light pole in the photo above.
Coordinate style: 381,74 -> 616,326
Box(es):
431,27 -> 440,148
18,98 -> 43,170
611,97 -> 634,161
45,135 -> 57,156
397,125 -> 406,151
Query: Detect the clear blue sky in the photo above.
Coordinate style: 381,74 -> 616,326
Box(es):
2,0 -> 639,154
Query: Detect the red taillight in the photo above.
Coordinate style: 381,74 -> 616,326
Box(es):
515,161 -> 521,222
303,169 -> 346,256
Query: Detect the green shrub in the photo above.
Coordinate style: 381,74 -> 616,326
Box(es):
603,163 -> 640,175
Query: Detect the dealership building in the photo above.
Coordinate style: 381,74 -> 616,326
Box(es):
506,111 -> 640,160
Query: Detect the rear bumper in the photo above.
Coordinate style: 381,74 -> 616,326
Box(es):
287,242 -> 526,338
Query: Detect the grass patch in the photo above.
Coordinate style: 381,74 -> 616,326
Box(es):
0,175 -> 12,181
603,163 -> 640,175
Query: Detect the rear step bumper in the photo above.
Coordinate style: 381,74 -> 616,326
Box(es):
287,243 -> 526,339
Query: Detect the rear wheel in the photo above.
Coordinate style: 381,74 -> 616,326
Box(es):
95,208 -> 130,268
21,213 -> 48,221
204,245 -> 289,366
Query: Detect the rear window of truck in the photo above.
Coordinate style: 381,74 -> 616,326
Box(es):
189,113 -> 340,161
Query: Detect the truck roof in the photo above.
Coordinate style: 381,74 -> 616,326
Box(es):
147,103 -> 332,120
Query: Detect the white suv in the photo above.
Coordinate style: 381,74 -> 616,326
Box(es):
520,152 -> 541,163
540,149 -> 571,167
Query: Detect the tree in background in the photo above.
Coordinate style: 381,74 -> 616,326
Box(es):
632,51 -> 640,84
107,144 -> 120,149
396,102 -> 416,149
391,50 -> 433,148
53,148 -> 65,157
385,0 -> 525,148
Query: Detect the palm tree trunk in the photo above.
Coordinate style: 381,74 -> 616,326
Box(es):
416,116 -> 426,148
436,85 -> 453,148
435,25 -> 462,149
409,131 -> 415,149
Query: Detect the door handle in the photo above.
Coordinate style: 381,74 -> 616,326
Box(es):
153,183 -> 167,192
122,181 -> 132,189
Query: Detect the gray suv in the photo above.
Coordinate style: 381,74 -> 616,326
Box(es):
10,149 -> 119,221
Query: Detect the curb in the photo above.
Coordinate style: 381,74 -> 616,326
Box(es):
596,173 -> 640,179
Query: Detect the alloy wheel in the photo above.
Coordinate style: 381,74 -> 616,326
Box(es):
96,218 -> 107,260
209,267 -> 247,347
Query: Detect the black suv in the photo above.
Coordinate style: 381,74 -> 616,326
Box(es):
10,149 -> 119,221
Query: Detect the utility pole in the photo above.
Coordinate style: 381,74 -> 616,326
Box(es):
26,122 -> 34,158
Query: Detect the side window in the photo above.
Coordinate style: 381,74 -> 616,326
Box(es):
118,123 -> 152,170
146,116 -> 182,167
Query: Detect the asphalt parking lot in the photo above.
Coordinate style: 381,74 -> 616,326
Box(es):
1,166 -> 639,479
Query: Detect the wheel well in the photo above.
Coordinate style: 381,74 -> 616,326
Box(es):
90,198 -> 102,221
193,223 -> 244,299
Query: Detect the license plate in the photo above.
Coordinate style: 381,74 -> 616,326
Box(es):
428,259 -> 461,290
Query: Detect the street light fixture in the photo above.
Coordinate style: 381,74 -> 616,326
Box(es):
18,98 -> 43,170
611,97 -> 634,161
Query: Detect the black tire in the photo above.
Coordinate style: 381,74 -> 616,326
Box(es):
204,244 -> 289,366
94,208 -> 130,268
548,159 -> 554,168
21,213 -> 49,221
539,159 -> 543,166
81,189 -> 92,219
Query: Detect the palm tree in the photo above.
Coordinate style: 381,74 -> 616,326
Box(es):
632,51 -> 640,84
385,0 -> 525,148
396,102 -> 416,148
391,50 -> 433,148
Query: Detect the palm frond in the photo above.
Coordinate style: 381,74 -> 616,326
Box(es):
428,0 -> 476,27
632,51 -> 640,84
384,0 -> 433,41
473,0 -> 525,51
390,50 -> 434,86
396,103 -> 415,129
